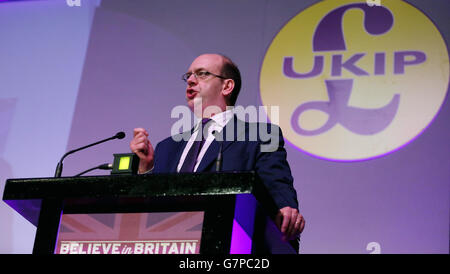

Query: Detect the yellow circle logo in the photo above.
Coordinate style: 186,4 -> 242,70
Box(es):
260,0 -> 449,161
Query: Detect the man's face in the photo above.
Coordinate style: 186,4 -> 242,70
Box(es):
185,54 -> 226,116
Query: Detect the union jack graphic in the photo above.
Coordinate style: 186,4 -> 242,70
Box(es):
55,212 -> 204,254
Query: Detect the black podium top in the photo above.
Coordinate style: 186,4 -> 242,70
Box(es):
3,171 -> 278,226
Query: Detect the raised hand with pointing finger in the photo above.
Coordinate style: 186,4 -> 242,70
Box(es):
130,128 -> 154,174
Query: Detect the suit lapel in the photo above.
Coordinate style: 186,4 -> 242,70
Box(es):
196,115 -> 247,172
196,140 -> 220,172
168,131 -> 191,172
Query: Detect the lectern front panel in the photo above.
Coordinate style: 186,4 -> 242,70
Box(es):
55,211 -> 204,254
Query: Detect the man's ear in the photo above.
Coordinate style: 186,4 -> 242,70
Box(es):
222,79 -> 235,97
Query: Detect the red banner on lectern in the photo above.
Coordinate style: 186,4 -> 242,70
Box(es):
54,212 -> 204,254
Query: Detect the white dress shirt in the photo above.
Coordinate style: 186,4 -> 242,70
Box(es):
176,109 -> 234,172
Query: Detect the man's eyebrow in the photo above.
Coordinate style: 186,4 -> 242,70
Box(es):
187,67 -> 207,73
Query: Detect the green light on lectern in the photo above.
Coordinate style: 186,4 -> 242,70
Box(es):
118,156 -> 131,170
111,153 -> 139,175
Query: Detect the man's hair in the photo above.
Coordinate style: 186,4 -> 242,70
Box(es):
220,55 -> 241,106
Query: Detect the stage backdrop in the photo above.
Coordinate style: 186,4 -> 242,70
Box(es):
0,0 -> 448,254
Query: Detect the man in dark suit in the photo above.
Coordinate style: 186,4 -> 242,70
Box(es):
130,54 -> 305,244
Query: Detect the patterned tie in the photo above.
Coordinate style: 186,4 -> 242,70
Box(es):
179,118 -> 211,172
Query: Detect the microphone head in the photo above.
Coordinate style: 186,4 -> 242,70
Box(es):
115,131 -> 126,139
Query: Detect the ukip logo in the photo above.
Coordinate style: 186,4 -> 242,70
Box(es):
260,0 -> 449,161
287,3 -> 401,136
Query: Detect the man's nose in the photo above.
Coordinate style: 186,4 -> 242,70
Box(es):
187,74 -> 197,86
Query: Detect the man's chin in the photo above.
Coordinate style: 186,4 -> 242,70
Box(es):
190,97 -> 205,116
186,100 -> 201,117
187,100 -> 194,111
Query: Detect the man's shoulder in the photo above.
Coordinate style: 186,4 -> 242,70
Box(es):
231,117 -> 282,138
232,116 -> 281,129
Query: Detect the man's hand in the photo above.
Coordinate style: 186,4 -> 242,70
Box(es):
130,128 -> 154,174
275,206 -> 305,241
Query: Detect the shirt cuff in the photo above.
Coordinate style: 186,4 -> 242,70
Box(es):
138,166 -> 154,175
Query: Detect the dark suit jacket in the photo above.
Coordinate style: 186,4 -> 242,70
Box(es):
153,116 -> 299,210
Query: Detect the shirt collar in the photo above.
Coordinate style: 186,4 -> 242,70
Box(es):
193,108 -> 234,132
210,108 -> 234,127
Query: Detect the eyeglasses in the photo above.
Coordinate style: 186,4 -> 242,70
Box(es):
181,70 -> 226,82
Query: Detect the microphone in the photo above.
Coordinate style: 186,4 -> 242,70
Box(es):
98,163 -> 114,170
115,132 -> 126,139
54,131 -> 126,177
212,130 -> 223,172
74,163 -> 113,177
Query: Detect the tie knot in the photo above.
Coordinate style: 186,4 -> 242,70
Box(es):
201,118 -> 211,125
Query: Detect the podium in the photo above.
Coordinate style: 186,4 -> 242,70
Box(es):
2,172 -> 297,254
